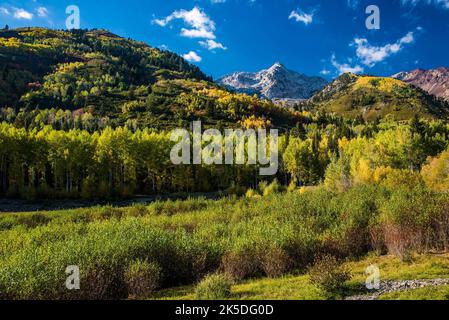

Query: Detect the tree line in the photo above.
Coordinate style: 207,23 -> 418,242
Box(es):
1,117 -> 448,199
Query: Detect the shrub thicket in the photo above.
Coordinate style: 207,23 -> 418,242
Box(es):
308,255 -> 351,297
124,260 -> 162,298
0,184 -> 448,299
195,273 -> 233,300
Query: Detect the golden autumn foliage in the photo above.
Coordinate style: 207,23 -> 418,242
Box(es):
240,115 -> 272,129
421,149 -> 449,192
353,76 -> 408,92
374,167 -> 424,189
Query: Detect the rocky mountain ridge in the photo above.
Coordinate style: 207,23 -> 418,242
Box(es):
392,67 -> 449,102
218,63 -> 328,100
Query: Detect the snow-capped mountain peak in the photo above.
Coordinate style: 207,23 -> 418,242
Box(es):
218,63 -> 328,100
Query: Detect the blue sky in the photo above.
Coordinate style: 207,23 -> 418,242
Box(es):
0,0 -> 448,79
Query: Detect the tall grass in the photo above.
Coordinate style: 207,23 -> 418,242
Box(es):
0,185 -> 448,299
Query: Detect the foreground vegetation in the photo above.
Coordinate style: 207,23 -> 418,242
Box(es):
0,182 -> 448,299
155,254 -> 449,300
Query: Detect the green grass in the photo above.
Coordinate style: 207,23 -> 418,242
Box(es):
380,285 -> 449,300
153,275 -> 326,300
151,254 -> 449,300
231,276 -> 325,300
346,253 -> 449,283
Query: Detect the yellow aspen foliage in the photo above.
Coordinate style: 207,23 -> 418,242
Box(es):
373,166 -> 395,183
352,158 -> 374,185
374,167 -> 424,189
421,149 -> 449,192
338,137 -> 349,151
239,115 -> 271,129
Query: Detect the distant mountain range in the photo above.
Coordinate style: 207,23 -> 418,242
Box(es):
218,63 -> 328,100
218,63 -> 449,120
392,67 -> 449,102
218,64 -> 449,108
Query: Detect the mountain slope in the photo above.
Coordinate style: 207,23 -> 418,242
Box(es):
305,73 -> 449,120
392,68 -> 449,102
0,28 -> 302,129
0,28 -> 209,112
218,63 -> 328,100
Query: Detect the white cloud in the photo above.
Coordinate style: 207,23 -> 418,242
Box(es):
401,32 -> 415,44
199,39 -> 227,51
353,31 -> 415,67
36,7 -> 48,18
289,10 -> 313,25
153,7 -> 228,57
13,8 -> 33,20
331,54 -> 364,75
327,29 -> 418,75
0,7 -> 10,15
211,0 -> 227,3
153,7 -> 216,39
183,51 -> 202,63
181,28 -> 215,39
347,0 -> 360,9
320,69 -> 331,75
401,0 -> 449,9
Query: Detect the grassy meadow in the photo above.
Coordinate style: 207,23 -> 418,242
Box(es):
155,254 -> 449,300
1,183 -> 448,300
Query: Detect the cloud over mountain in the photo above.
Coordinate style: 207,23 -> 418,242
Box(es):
153,6 -> 227,52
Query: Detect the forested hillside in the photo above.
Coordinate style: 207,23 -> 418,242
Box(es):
1,28 -> 449,200
0,27 -> 208,106
0,27 -> 299,130
302,73 -> 449,121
